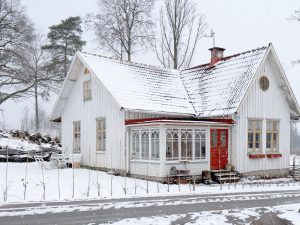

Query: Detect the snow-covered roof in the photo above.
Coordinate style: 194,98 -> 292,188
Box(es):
180,46 -> 267,117
78,53 -> 195,115
51,43 -> 300,121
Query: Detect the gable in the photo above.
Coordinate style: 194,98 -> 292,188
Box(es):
180,47 -> 267,117
236,45 -> 300,119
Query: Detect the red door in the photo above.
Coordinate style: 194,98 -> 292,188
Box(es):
210,129 -> 228,170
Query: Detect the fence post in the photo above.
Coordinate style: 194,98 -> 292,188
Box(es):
167,176 -> 170,192
178,176 -> 181,192
193,174 -> 195,192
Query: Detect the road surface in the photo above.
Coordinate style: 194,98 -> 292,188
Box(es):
0,189 -> 300,225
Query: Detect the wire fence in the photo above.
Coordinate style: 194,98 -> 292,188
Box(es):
1,153 -> 300,202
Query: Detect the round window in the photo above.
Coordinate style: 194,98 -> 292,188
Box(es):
259,76 -> 269,91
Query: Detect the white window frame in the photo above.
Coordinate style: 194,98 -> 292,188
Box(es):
248,120 -> 262,153
141,130 -> 149,159
73,121 -> 81,153
166,127 -> 208,162
180,129 -> 193,161
194,129 -> 207,160
166,129 -> 179,161
266,120 -> 280,152
131,128 -> 160,161
131,130 -> 140,159
96,118 -> 106,152
151,130 -> 160,160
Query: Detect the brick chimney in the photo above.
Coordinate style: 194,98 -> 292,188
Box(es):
209,47 -> 225,67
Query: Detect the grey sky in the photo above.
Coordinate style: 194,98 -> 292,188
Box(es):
1,0 -> 300,130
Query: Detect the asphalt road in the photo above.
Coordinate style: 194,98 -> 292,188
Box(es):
0,190 -> 300,225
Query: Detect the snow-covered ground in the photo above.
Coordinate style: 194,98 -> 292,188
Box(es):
97,203 -> 300,225
1,162 -> 300,204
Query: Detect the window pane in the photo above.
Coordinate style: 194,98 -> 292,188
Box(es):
201,140 -> 206,159
166,140 -> 172,160
195,139 -> 200,159
273,121 -> 279,132
266,121 -> 272,131
173,141 -> 179,159
273,133 -> 278,150
151,131 -> 159,160
141,131 -> 149,159
181,130 -> 192,160
195,130 -> 206,160
132,131 -> 139,159
248,121 -> 253,130
73,122 -> 81,152
166,129 -> 178,160
211,130 -> 217,148
220,130 -> 227,147
248,133 -> 253,149
255,133 -> 260,149
255,121 -> 261,130
266,133 -> 271,148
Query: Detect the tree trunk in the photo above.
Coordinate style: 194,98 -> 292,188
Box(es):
34,76 -> 39,132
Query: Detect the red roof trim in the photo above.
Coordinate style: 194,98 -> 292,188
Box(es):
125,117 -> 234,125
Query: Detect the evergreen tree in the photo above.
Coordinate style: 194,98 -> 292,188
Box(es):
42,16 -> 86,82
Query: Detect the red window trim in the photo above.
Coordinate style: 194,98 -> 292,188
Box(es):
248,154 -> 266,159
266,153 -> 282,158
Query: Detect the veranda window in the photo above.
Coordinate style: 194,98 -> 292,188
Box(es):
73,121 -> 81,153
181,129 -> 193,160
96,118 -> 106,152
266,120 -> 279,152
151,130 -> 160,160
141,130 -> 149,159
248,120 -> 262,152
166,129 -> 179,160
195,130 -> 206,159
132,130 -> 140,159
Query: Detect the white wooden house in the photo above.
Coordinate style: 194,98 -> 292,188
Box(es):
51,43 -> 300,180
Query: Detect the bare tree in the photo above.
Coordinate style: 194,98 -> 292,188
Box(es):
0,0 -> 36,105
88,0 -> 154,61
156,0 -> 207,69
289,8 -> 300,65
20,106 -> 30,131
22,33 -> 57,132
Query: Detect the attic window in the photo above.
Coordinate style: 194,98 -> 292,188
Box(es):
84,68 -> 90,75
259,76 -> 269,91
83,80 -> 92,101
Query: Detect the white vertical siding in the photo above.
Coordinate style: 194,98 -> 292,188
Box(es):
61,65 -> 126,171
232,53 -> 290,173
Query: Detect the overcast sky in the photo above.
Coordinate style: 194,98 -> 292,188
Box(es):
1,0 -> 300,130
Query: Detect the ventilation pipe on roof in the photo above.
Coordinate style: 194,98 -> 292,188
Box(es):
209,47 -> 225,67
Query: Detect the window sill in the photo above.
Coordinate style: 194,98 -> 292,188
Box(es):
248,153 -> 265,159
165,160 -> 208,164
266,153 -> 282,158
130,159 -> 160,163
96,151 -> 106,154
83,97 -> 92,102
73,150 -> 81,154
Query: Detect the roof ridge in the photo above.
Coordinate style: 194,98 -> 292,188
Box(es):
80,51 -> 176,72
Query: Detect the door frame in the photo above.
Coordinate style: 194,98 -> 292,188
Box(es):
210,128 -> 229,170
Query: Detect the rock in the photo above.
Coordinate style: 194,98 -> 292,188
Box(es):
54,137 -> 60,144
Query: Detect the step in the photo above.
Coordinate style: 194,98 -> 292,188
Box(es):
218,177 -> 240,181
210,170 -> 231,173
214,172 -> 238,177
